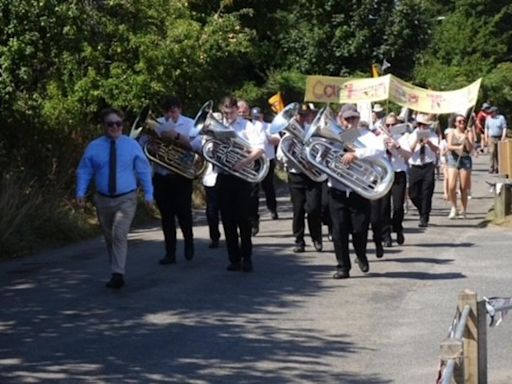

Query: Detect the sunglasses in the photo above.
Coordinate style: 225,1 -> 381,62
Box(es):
385,123 -> 396,127
106,121 -> 123,128
456,119 -> 466,123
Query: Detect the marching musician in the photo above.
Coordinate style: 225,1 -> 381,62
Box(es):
276,103 -> 323,254
408,113 -> 440,228
153,95 -> 202,265
76,108 -> 153,289
329,104 -> 386,279
250,107 -> 280,229
217,95 -> 266,272
378,113 -> 412,246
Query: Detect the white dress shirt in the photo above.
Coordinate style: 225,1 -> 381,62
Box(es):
153,114 -> 201,176
408,129 -> 439,166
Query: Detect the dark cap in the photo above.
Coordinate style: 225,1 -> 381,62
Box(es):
298,103 -> 313,115
482,102 -> 491,110
251,107 -> 262,118
340,104 -> 360,119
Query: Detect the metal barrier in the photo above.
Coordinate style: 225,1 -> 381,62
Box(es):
437,290 -> 511,383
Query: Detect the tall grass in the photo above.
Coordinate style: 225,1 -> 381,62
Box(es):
0,175 -> 97,258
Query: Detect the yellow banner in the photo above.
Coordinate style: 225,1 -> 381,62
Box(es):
304,75 -> 481,114
305,75 -> 390,104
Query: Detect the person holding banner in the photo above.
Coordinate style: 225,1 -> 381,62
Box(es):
408,114 -> 440,228
330,104 -> 386,279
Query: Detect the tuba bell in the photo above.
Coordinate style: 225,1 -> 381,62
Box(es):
129,105 -> 206,179
270,103 -> 327,182
193,101 -> 269,183
304,105 -> 394,200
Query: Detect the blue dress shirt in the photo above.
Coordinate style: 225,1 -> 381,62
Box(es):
76,135 -> 153,201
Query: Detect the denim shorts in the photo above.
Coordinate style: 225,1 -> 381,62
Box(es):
447,153 -> 472,170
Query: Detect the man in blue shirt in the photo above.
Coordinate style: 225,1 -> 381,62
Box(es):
484,106 -> 508,173
77,108 -> 154,289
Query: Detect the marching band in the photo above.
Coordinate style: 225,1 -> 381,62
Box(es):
82,95 -> 465,288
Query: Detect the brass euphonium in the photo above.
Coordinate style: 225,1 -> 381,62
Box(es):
304,105 -> 394,200
270,102 -> 327,182
129,105 -> 206,179
193,101 -> 269,183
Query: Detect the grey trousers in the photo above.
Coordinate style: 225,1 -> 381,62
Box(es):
94,191 -> 137,274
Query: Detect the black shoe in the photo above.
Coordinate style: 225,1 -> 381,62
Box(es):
159,255 -> 176,265
271,211 -> 279,220
105,273 -> 124,289
313,241 -> 323,252
226,262 -> 242,271
396,231 -> 405,245
208,239 -> 219,249
184,244 -> 194,261
418,219 -> 428,228
355,257 -> 369,273
384,237 -> 392,247
375,242 -> 384,259
251,222 -> 259,236
293,244 -> 305,253
333,270 -> 350,279
242,258 -> 253,272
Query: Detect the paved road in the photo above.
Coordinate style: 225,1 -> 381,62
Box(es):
1,155 -> 511,383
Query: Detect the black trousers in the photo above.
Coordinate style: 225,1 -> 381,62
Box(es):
375,171 -> 407,240
217,174 -> 253,264
321,181 -> 332,234
408,163 -> 435,222
249,159 -> 277,224
288,172 -> 322,246
153,173 -> 193,257
204,185 -> 221,242
329,188 -> 371,272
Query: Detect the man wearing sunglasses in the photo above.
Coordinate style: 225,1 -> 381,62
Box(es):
76,108 -> 154,289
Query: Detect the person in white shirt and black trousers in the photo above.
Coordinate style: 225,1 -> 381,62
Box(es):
408,113 -> 440,228
217,96 -> 266,272
329,104 -> 386,279
152,96 -> 202,265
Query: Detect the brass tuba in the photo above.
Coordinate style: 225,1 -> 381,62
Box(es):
129,105 -> 206,179
193,101 -> 269,183
270,102 -> 327,182
304,105 -> 394,200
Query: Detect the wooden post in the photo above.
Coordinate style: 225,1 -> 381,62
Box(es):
494,183 -> 511,220
457,290 -> 479,384
477,300 -> 488,384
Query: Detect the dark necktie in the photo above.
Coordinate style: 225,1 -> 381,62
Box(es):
419,143 -> 426,164
109,139 -> 117,195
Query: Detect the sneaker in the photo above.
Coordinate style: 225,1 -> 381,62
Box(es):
270,211 -> 279,220
458,211 -> 467,219
396,231 -> 405,245
293,244 -> 305,253
313,241 -> 323,252
448,207 -> 457,220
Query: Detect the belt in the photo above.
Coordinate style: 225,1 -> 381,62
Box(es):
491,135 -> 502,139
411,162 -> 434,168
97,189 -> 136,198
